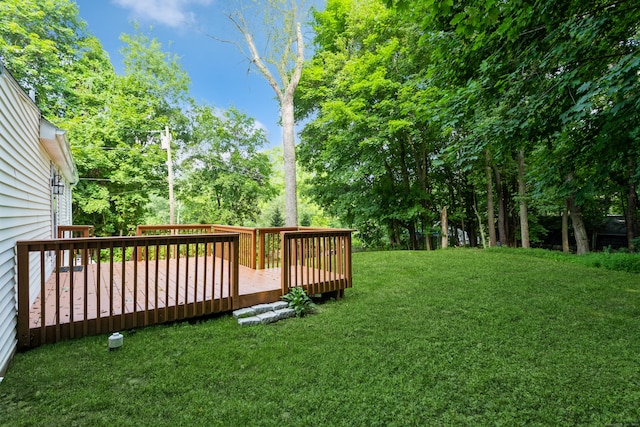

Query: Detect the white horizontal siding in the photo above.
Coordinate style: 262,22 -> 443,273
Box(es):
0,65 -> 57,376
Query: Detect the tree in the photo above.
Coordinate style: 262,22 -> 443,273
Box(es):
387,0 -> 640,253
69,28 -> 190,235
298,0 -> 453,249
219,0 -> 308,226
177,106 -> 275,225
0,0 -> 86,118
270,209 -> 285,227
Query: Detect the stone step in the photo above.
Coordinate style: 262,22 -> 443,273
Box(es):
233,301 -> 296,326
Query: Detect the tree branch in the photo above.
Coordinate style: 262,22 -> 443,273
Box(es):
229,14 -> 284,104
285,22 -> 304,99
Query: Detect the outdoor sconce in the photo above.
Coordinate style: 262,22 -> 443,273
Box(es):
51,173 -> 64,195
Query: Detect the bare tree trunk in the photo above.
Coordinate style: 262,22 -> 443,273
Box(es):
562,200 -> 570,253
485,151 -> 497,247
567,193 -> 590,255
229,13 -> 304,226
440,206 -> 449,249
472,191 -> 487,249
517,148 -> 530,248
281,98 -> 298,225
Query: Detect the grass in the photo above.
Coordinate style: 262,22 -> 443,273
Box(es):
1,248 -> 639,426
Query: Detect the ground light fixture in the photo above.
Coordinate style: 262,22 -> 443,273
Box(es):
108,332 -> 123,351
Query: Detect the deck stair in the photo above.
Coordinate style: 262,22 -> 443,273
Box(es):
233,301 -> 295,326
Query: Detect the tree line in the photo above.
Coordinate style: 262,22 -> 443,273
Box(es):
2,0 -> 638,252
295,0 -> 639,253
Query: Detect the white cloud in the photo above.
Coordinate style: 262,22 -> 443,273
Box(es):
112,0 -> 213,28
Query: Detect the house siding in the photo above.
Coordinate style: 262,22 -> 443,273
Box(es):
0,63 -> 74,376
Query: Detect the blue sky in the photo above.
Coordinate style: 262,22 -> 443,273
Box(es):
74,0 -> 317,149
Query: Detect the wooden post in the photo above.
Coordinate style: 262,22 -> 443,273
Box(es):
232,235 -> 240,309
258,230 -> 265,270
250,229 -> 257,269
280,232 -> 290,295
17,242 -> 31,350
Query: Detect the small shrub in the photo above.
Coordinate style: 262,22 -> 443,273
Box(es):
281,286 -> 317,317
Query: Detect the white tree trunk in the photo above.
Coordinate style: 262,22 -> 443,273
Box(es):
440,206 -> 449,249
517,149 -> 530,248
229,10 -> 304,226
281,97 -> 298,225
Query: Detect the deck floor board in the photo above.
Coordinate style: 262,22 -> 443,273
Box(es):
29,256 -> 281,329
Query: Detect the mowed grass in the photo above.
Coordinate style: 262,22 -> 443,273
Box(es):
1,249 -> 639,426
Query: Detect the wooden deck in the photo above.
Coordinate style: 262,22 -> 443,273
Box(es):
17,227 -> 353,349
29,257 -> 283,329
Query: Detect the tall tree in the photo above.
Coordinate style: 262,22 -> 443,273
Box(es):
388,0 -> 640,253
298,0 -> 464,249
218,0 -> 308,226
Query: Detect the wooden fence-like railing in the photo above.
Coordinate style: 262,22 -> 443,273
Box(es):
256,227 -> 296,269
17,233 -> 239,350
58,225 -> 94,238
57,225 -> 95,265
281,229 -> 353,296
211,225 -> 257,269
136,224 -> 215,260
134,225 -> 343,274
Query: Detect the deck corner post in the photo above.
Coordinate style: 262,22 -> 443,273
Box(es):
250,229 -> 257,269
280,232 -> 290,296
16,242 -> 31,350
258,231 -> 266,270
346,232 -> 353,288
232,234 -> 240,309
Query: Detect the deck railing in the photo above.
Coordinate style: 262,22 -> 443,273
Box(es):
57,225 -> 94,238
257,227 -> 299,269
57,225 -> 95,266
281,229 -> 353,296
16,225 -> 353,350
136,224 -> 215,260
211,225 -> 257,269
17,233 -> 239,350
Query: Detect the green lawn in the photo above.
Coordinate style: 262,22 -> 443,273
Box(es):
1,249 -> 639,426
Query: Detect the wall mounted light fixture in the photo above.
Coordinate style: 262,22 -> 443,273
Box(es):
51,172 -> 64,195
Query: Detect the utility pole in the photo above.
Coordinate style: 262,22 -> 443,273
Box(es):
161,126 -> 175,224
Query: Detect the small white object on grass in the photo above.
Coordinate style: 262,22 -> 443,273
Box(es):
108,332 -> 123,350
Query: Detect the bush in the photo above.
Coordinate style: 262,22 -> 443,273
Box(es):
281,286 -> 316,317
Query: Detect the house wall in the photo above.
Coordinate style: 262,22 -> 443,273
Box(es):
0,63 -> 75,377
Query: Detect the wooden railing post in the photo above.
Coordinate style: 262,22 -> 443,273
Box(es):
232,234 -> 240,309
135,225 -> 142,261
250,229 -> 257,269
258,231 -> 265,270
280,232 -> 290,295
16,242 -> 31,350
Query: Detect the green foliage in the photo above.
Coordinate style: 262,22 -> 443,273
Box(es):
280,286 -> 316,317
299,0 -> 640,251
177,106 -> 275,225
0,0 -> 86,118
269,208 -> 285,227
298,0 -> 446,249
300,212 -> 312,227
489,247 -> 640,274
2,250 -> 640,425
